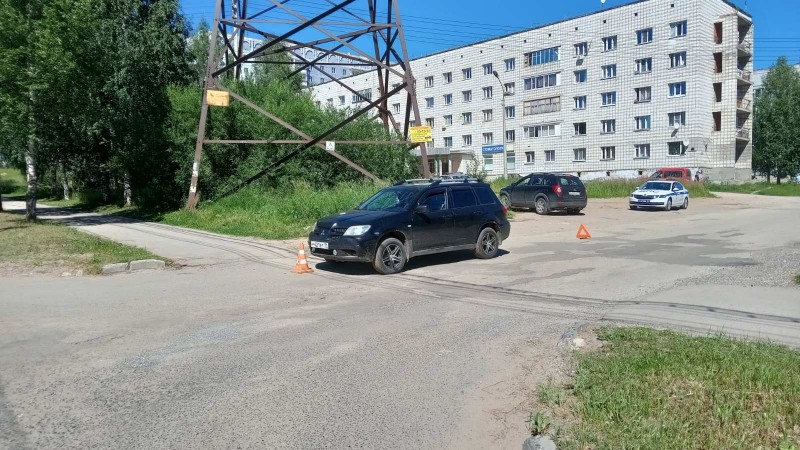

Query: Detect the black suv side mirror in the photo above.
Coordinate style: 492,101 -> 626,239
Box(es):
414,205 -> 429,214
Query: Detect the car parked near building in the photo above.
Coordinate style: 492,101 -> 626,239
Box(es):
629,180 -> 689,211
651,168 -> 692,180
308,178 -> 511,274
498,173 -> 587,215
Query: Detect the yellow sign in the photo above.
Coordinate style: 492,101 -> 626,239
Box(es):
206,90 -> 230,107
409,125 -> 432,143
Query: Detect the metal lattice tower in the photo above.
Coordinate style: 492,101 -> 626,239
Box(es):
186,0 -> 429,209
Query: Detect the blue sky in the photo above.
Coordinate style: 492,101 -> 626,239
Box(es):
179,0 -> 800,69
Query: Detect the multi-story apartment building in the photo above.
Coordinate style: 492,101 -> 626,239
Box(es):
310,0 -> 754,182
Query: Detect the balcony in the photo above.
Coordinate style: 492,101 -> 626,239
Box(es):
736,127 -> 751,141
737,69 -> 753,85
737,40 -> 753,57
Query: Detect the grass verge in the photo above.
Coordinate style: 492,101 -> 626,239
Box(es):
586,178 -> 715,199
548,327 -> 800,450
157,182 -> 386,240
795,274 -> 800,285
709,182 -> 800,196
0,212 -> 162,275
0,167 -> 26,197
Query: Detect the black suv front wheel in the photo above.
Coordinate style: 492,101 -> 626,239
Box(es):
373,237 -> 406,274
474,227 -> 499,259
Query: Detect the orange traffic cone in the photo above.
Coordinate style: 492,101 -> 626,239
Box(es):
293,242 -> 314,274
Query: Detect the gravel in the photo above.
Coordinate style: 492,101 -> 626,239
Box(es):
689,242 -> 800,288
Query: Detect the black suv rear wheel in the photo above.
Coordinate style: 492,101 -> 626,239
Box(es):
534,196 -> 550,215
373,237 -> 406,274
474,227 -> 499,259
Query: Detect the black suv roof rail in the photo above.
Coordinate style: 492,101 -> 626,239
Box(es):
393,177 -> 484,186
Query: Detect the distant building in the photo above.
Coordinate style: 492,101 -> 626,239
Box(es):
753,63 -> 800,97
310,0 -> 755,183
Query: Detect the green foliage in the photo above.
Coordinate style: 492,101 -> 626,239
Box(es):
753,57 -> 800,181
555,327 -> 800,450
464,158 -> 487,180
526,412 -> 552,436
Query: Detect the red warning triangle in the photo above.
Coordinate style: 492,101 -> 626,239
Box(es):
576,224 -> 591,240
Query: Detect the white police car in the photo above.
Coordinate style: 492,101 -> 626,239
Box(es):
629,180 -> 689,211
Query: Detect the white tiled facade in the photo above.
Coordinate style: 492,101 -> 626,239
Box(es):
310,0 -> 754,182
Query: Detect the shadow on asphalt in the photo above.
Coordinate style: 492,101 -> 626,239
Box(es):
313,249 -> 511,276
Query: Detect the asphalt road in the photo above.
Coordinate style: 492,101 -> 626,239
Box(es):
1,193 -> 799,449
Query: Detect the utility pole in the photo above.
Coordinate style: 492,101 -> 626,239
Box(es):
493,71 -> 509,179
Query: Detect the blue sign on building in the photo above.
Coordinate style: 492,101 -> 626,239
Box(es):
481,144 -> 505,154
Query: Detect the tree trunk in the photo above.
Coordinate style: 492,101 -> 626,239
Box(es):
61,162 -> 69,200
123,172 -> 132,207
25,148 -> 37,221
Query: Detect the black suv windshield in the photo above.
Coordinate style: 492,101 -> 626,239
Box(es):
357,188 -> 417,211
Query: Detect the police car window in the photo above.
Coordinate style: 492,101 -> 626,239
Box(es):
474,187 -> 496,205
421,191 -> 447,211
675,182 -> 684,190
642,182 -> 672,190
451,188 -> 477,208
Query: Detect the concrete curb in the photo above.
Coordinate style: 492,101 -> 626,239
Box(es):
101,260 -> 166,275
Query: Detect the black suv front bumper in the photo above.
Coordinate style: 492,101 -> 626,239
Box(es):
307,233 -> 379,262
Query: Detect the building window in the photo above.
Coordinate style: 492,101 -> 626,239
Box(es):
444,72 -> 453,83
352,89 -> 372,103
444,114 -> 453,125
545,150 -> 556,162
601,91 -> 617,106
602,35 -> 618,52
341,69 -> 347,76
669,82 -> 687,97
525,151 -> 535,164
463,90 -> 472,102
463,134 -> 472,146
483,132 -> 493,145
635,115 -> 652,131
462,68 -> 472,80
575,70 -> 587,83
525,124 -> 559,138
504,82 -> 515,95
326,98 -> 334,107
668,141 -> 687,156
573,148 -> 587,161
671,20 -> 688,38
483,155 -> 494,171
444,94 -> 452,105
425,117 -> 435,127
601,119 -> 616,134
392,103 -> 400,113
601,146 -> 616,160
523,96 -> 561,115
634,86 -> 652,103
713,111 -> 721,131
483,63 -> 493,75
425,76 -> 434,87
339,95 -> 345,105
443,137 -> 453,147
637,28 -> 653,45
506,130 -> 516,142
425,97 -> 434,108
574,96 -> 587,110
574,42 -> 589,57
574,122 -> 587,136
714,22 -> 723,44
525,46 -> 560,66
483,86 -> 493,99
524,73 -> 559,90
507,153 -> 516,170
635,144 -> 651,158
482,109 -> 493,122
462,112 -> 472,124
505,106 -> 515,118
601,64 -> 618,79
669,112 -> 687,127
504,58 -> 516,71
635,58 -> 653,74
670,52 -> 687,68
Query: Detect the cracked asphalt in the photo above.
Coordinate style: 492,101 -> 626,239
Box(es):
1,193 -> 798,449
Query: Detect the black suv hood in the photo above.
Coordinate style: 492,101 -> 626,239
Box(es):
316,209 -> 405,229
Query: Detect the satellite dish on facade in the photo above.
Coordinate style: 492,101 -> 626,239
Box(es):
673,122 -> 681,131
682,139 -> 691,148
601,0 -> 606,3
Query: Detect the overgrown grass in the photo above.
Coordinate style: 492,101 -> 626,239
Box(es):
795,273 -> 800,285
0,212 -> 162,274
709,182 -> 800,196
158,181 -> 386,240
586,178 -> 715,199
553,328 -> 800,450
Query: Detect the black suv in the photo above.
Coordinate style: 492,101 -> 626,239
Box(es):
308,178 -> 511,274
499,173 -> 587,215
